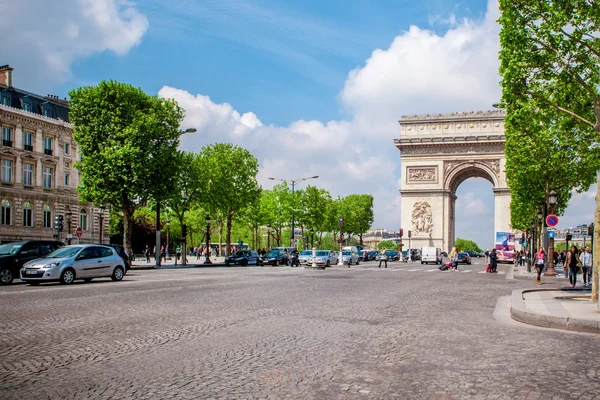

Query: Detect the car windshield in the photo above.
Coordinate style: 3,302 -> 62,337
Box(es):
47,247 -> 82,259
231,250 -> 247,257
266,251 -> 279,257
316,251 -> 329,256
458,253 -> 467,257
342,251 -> 351,256
385,250 -> 396,255
300,251 -> 312,256
0,243 -> 23,255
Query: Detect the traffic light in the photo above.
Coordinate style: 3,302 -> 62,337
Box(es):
399,228 -> 403,238
55,215 -> 64,232
566,233 -> 573,241
181,224 -> 187,238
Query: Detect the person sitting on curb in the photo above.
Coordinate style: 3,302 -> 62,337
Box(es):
378,247 -> 388,268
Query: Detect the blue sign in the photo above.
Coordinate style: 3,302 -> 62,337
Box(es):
519,238 -> 523,244
548,231 -> 555,239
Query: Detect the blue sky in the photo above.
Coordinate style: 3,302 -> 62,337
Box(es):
0,0 -> 595,248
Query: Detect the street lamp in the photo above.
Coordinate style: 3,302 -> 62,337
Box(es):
269,175 -> 319,247
66,210 -> 72,245
155,127 -> 197,268
546,190 -> 558,276
98,205 -> 105,244
310,228 -> 315,249
166,219 -> 171,260
204,215 -> 212,264
266,224 -> 271,249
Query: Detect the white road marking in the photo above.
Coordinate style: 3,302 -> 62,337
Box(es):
406,268 -> 423,272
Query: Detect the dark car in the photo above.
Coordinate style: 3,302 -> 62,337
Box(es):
377,250 -> 400,262
457,252 -> 472,264
0,240 -> 64,284
106,244 -> 131,274
368,250 -> 379,261
464,250 -> 481,258
261,249 -> 289,266
225,250 -> 261,266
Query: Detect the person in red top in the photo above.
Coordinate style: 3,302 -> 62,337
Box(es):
532,247 -> 546,285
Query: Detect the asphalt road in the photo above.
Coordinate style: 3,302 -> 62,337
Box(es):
1,258 -> 598,399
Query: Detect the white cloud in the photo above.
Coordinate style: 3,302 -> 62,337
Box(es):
0,0 -> 148,89
457,192 -> 489,216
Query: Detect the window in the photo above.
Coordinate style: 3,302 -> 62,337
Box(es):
23,131 -> 33,151
2,126 -> 12,146
1,95 -> 10,106
64,173 -> 70,186
43,204 -> 52,228
64,143 -> 70,155
23,201 -> 33,227
22,97 -> 32,112
42,106 -> 52,118
43,136 -> 53,155
23,163 -> 33,186
1,159 -> 13,182
80,209 -> 88,231
43,166 -> 53,188
64,161 -> 70,169
1,199 -> 11,225
100,247 -> 114,258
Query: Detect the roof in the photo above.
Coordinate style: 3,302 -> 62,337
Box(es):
0,84 -> 69,122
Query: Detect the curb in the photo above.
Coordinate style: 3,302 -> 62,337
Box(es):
510,288 -> 600,334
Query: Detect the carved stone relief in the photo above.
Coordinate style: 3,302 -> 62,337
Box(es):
400,143 -> 505,156
411,201 -> 433,236
407,167 -> 437,182
444,159 -> 501,179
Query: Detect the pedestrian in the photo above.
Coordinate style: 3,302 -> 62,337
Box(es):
532,247 -> 546,285
449,247 -> 458,270
176,246 -> 181,262
378,247 -> 388,268
489,248 -> 498,273
144,245 -> 150,263
565,245 -> 580,288
160,245 -> 166,263
579,246 -> 592,288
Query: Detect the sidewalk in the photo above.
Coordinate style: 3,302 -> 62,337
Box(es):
130,256 -> 228,269
512,262 -> 569,282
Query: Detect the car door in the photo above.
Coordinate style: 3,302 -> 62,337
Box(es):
97,247 -> 116,277
16,242 -> 41,269
74,247 -> 100,278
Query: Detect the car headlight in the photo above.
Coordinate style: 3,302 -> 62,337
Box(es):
44,262 -> 61,269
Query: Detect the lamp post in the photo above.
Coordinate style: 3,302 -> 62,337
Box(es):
545,190 -> 558,276
66,210 -> 72,245
269,176 -> 319,247
98,205 -> 105,244
166,219 -> 171,260
310,228 -> 315,249
204,215 -> 212,264
266,224 -> 271,249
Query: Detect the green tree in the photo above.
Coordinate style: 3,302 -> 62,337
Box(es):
378,240 -> 400,251
261,183 -> 293,247
454,238 -> 482,253
69,80 -> 184,255
499,0 -> 600,299
200,143 -> 260,256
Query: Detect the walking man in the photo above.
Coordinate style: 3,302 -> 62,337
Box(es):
378,247 -> 388,268
579,245 -> 592,288
144,245 -> 150,263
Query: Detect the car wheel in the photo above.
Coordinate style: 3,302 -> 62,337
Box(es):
83,278 -> 93,283
111,266 -> 124,282
348,259 -> 352,266
60,269 -> 75,285
421,261 -> 424,265
357,259 -> 360,265
0,267 -> 13,285
326,260 -> 330,267
275,260 -> 279,266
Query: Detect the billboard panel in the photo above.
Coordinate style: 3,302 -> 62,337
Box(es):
495,232 -> 515,263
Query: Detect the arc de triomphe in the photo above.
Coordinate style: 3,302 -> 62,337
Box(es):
394,110 -> 511,252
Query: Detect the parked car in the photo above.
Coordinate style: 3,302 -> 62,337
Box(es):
464,250 -> 482,258
359,250 -> 373,261
298,250 -> 313,265
20,244 -> 126,285
401,251 -> 409,262
407,248 -> 421,261
0,240 -> 64,285
271,247 -> 295,262
368,250 -> 379,261
457,252 -> 472,264
307,250 -> 339,267
385,250 -> 400,261
261,249 -> 289,266
225,250 -> 261,266
421,247 -> 443,265
341,250 -> 360,265
106,244 -> 131,274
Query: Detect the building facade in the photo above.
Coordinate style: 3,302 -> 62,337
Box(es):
0,65 -> 108,244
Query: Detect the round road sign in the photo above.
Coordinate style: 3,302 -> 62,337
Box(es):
546,214 -> 559,227
76,227 -> 83,237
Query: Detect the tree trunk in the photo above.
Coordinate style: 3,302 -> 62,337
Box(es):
226,212 -> 233,257
122,208 -> 134,256
359,233 -> 363,246
250,225 -> 255,250
318,232 -> 323,248
333,232 -> 337,248
593,171 -> 600,302
218,222 -> 223,256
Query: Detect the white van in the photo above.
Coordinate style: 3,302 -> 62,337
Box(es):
342,246 -> 359,254
421,247 -> 442,265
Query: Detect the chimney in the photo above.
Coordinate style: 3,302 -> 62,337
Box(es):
0,65 -> 14,87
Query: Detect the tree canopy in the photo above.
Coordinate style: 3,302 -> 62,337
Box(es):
454,238 -> 482,253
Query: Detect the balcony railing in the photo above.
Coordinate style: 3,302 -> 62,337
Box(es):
44,148 -> 53,156
2,140 -> 12,147
24,144 -> 33,151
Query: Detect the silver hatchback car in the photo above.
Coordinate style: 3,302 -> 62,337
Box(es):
20,244 -> 126,285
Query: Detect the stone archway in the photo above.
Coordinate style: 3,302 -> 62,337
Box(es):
394,111 -> 511,252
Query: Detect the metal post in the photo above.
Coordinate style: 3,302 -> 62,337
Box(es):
267,224 -> 271,249
182,224 -> 187,266
204,216 -> 212,264
290,181 -> 295,248
66,211 -> 72,245
338,216 -> 344,266
311,247 -> 317,269
155,202 -> 161,267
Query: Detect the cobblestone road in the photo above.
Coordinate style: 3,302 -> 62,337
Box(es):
1,260 -> 599,399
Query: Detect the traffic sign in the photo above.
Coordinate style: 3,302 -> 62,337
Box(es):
546,214 -> 559,227
548,231 -> 555,239
76,227 -> 83,237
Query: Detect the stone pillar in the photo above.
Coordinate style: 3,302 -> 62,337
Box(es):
493,188 -> 512,237
15,156 -> 22,184
14,123 -> 22,149
36,160 -> 43,187
35,128 -> 43,153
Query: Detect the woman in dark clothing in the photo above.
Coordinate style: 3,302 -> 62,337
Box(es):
532,247 -> 546,285
565,246 -> 580,288
489,248 -> 498,273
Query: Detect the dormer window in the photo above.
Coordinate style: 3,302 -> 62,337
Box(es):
0,93 -> 11,106
41,103 -> 52,118
22,97 -> 32,112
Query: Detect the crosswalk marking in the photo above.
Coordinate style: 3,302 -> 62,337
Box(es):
425,269 -> 438,272
406,268 -> 423,272
460,270 -> 472,273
